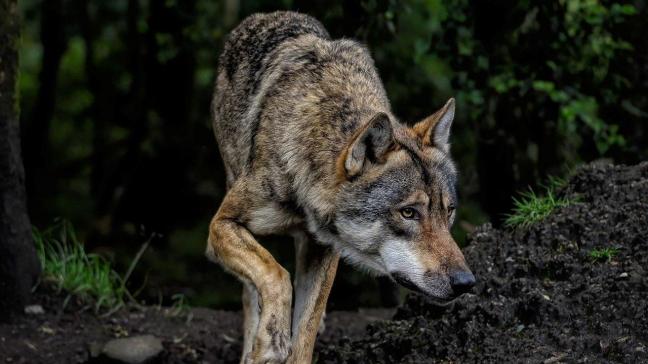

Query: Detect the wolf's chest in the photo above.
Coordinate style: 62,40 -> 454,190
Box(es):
247,203 -> 304,235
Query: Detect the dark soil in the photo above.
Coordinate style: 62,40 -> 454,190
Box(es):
318,161 -> 648,363
0,287 -> 393,363
1,161 -> 647,363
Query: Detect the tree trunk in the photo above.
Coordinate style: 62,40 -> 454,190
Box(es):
0,0 -> 41,320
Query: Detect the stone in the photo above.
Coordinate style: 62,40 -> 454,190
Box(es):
101,335 -> 163,364
23,305 -> 44,315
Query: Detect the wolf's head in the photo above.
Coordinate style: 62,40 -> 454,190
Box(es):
333,98 -> 475,301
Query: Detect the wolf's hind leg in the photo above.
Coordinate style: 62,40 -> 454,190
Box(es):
207,189 -> 292,364
288,232 -> 339,364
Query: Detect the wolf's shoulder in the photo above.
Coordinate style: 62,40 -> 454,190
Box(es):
219,11 -> 330,81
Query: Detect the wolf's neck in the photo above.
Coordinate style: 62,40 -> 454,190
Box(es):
268,36 -> 393,225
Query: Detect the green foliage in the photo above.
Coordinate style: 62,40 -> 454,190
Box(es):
504,177 -> 573,229
588,247 -> 619,263
33,220 -> 128,312
455,0 -> 634,157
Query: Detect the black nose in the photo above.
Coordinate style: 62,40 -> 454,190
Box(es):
449,270 -> 476,295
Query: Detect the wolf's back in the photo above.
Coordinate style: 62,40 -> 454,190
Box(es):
219,11 -> 329,87
212,11 -> 330,183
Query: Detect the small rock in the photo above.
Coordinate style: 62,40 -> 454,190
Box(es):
101,335 -> 164,364
24,305 -> 44,315
38,325 -> 54,335
619,272 -> 628,278
542,294 -> 551,301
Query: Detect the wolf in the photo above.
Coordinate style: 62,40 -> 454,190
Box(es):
207,11 -> 475,364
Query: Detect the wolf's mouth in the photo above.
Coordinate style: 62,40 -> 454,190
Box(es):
390,272 -> 456,302
391,272 -> 422,292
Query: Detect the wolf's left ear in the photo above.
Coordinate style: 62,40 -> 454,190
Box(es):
342,112 -> 394,178
413,98 -> 455,152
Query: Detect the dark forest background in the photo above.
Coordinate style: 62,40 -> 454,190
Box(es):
18,0 -> 648,309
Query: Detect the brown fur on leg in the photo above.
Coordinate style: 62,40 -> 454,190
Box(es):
207,186 -> 293,364
288,232 -> 339,364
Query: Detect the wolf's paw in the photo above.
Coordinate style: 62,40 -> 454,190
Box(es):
244,329 -> 291,364
259,331 -> 291,364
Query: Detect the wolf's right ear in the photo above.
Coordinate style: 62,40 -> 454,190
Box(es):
413,98 -> 455,152
340,113 -> 394,179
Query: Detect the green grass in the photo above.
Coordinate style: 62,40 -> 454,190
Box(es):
588,247 -> 619,263
165,293 -> 193,321
33,220 -> 135,312
504,176 -> 574,229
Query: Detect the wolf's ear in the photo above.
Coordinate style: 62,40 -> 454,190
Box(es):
413,98 -> 455,152
342,112 -> 394,178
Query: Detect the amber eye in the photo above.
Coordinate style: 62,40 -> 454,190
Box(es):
400,207 -> 419,220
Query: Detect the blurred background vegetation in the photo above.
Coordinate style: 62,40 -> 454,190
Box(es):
18,0 -> 648,309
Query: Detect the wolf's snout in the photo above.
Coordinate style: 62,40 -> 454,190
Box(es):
391,269 -> 475,300
449,270 -> 476,295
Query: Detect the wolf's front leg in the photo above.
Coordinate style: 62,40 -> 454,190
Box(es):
207,190 -> 292,364
288,232 -> 339,364
241,282 -> 261,361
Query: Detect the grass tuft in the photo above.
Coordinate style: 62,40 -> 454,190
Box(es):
168,293 -> 191,317
504,176 -> 573,229
588,247 -> 619,263
33,220 -> 128,312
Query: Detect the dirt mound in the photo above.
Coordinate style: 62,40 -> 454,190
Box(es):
316,162 -> 648,363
